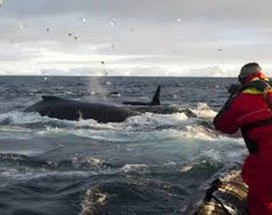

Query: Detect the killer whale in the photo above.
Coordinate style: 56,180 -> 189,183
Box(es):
24,96 -> 137,123
122,85 -> 161,106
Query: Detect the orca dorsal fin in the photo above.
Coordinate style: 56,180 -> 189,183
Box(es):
150,85 -> 161,105
42,95 -> 62,101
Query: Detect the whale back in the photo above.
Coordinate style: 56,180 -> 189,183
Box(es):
24,95 -> 137,123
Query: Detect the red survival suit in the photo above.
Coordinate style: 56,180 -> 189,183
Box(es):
214,77 -> 272,215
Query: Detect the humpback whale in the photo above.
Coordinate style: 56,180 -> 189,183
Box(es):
24,85 -> 201,123
122,85 -> 161,106
24,96 -> 137,123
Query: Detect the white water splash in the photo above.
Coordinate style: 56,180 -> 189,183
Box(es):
182,125 -> 218,141
120,164 -> 149,173
80,188 -> 107,215
189,103 -> 217,119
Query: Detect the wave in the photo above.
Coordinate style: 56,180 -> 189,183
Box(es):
0,153 -> 242,215
0,153 -> 116,172
79,159 -> 228,215
0,106 -> 237,143
0,103 -> 215,126
80,176 -> 188,215
186,103 -> 217,120
0,151 -> 241,178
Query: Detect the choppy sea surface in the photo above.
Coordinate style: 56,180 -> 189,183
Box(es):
0,76 -> 246,215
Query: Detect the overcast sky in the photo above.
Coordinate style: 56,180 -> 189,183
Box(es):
1,0 -> 272,76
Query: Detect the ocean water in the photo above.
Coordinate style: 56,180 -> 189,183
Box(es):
0,76 -> 247,215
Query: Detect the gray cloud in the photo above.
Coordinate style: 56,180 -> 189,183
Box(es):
1,0 -> 272,76
3,0 -> 272,24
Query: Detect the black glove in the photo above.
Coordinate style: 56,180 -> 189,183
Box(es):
227,84 -> 242,95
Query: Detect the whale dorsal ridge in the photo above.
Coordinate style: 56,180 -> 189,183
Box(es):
42,95 -> 62,101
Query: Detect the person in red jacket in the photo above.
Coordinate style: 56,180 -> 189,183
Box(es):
214,62 -> 272,215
